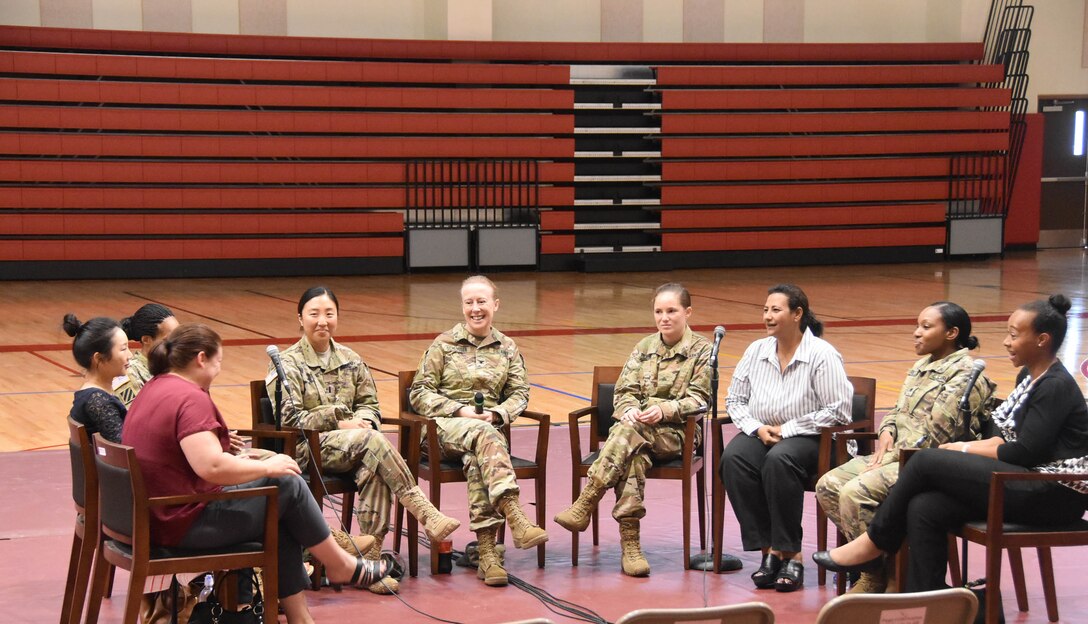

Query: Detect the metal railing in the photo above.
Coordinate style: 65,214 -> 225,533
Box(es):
950,0 -> 1032,221
405,159 -> 540,229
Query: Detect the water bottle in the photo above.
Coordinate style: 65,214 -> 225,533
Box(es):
437,540 -> 454,574
197,573 -> 214,602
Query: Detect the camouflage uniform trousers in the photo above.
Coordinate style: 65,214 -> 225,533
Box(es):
318,428 -> 416,538
588,421 -> 685,521
427,418 -> 519,531
815,453 -> 900,541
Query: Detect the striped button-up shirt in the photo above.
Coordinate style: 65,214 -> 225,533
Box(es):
726,328 -> 853,438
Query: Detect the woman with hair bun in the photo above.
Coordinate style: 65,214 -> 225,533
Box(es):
115,303 -> 178,406
815,294 -> 1088,596
123,324 -> 390,622
815,302 -> 996,593
63,314 -> 131,442
719,284 -> 854,592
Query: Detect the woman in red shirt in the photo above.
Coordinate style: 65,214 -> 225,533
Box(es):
123,323 -> 387,623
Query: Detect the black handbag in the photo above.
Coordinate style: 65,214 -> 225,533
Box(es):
188,571 -> 263,624
967,582 -> 1005,624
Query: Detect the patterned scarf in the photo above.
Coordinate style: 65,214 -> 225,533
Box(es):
992,373 -> 1088,495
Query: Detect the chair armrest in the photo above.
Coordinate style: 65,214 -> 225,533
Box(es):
681,412 -> 701,460
518,410 -> 550,467
398,411 -> 441,476
985,471 -> 1088,533
235,428 -> 298,450
148,485 -> 278,507
832,431 -> 880,467
567,406 -> 598,464
817,419 -> 873,473
898,447 -> 920,465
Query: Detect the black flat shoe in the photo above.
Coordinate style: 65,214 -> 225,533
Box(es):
774,559 -> 804,593
811,550 -> 884,574
751,553 -> 782,589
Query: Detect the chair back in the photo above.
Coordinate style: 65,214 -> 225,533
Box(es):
93,435 -> 139,546
590,366 -> 623,443
250,379 -> 286,454
848,376 -> 876,424
67,417 -> 96,512
398,370 -> 416,415
815,587 -> 977,624
616,602 -> 775,624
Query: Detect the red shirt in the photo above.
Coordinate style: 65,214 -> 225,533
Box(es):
122,374 -> 229,546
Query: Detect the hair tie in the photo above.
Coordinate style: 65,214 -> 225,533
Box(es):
163,339 -> 173,350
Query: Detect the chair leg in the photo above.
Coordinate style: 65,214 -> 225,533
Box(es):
122,569 -> 146,624
105,562 -> 116,598
816,505 -> 828,586
429,480 -> 441,575
947,535 -> 962,587
711,471 -> 725,573
535,476 -> 547,568
61,531 -> 82,624
681,475 -> 692,570
69,530 -> 98,624
83,541 -> 111,624
834,530 -> 847,595
340,492 -> 355,534
1037,547 -> 1059,622
262,561 -> 278,624
570,475 -> 580,567
696,470 -> 706,550
985,542 -> 1003,624
1008,547 -> 1029,613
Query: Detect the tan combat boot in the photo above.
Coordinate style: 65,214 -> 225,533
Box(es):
400,486 -> 460,543
496,492 -> 549,549
363,536 -> 399,595
847,570 -> 888,594
475,527 -> 508,587
331,529 -> 375,557
554,478 -> 606,533
618,519 -> 650,577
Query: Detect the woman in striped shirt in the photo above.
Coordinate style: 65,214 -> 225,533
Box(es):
719,284 -> 853,592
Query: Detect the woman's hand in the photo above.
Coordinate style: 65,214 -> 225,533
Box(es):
261,454 -> 302,477
636,405 -> 664,425
756,425 -> 781,446
864,431 -> 896,470
456,405 -> 495,423
228,430 -> 247,455
619,407 -> 640,425
337,419 -> 372,430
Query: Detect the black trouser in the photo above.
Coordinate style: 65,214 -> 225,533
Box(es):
867,448 -> 1086,592
720,432 -> 819,553
179,474 -> 330,598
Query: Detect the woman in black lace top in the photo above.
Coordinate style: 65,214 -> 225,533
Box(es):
63,314 -> 132,442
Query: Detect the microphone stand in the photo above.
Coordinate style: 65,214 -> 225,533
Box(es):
691,347 -> 721,572
273,375 -> 283,432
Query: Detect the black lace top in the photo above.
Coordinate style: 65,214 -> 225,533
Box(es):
70,387 -> 127,443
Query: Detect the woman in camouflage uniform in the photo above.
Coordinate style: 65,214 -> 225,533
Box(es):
409,275 -> 548,588
555,282 -> 711,577
815,302 -> 995,593
271,286 -> 458,595
115,303 -> 178,407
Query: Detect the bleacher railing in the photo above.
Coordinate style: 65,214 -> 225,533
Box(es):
405,159 -> 540,229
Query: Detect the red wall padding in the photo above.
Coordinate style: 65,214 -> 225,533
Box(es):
540,234 -> 575,254
2,105 -> 574,135
660,204 -> 948,229
660,111 -> 1009,135
662,227 -> 946,252
661,157 -> 955,182
656,64 -> 1005,86
661,88 -> 1012,110
0,212 -> 404,236
0,50 -> 570,84
0,25 -> 985,63
661,133 -> 1009,158
0,78 -> 574,109
0,237 -> 404,261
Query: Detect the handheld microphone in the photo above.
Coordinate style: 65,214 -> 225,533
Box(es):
958,359 -> 987,413
266,345 -> 294,397
474,391 -> 485,415
710,325 -> 726,361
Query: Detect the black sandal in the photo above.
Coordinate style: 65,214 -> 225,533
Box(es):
751,553 -> 782,589
775,559 -> 804,593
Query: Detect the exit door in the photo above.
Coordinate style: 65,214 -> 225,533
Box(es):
1039,97 -> 1088,248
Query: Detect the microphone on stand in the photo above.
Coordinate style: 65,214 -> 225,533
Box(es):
474,391 -> 485,415
266,345 -> 293,431
958,359 -> 987,413
710,325 -> 726,364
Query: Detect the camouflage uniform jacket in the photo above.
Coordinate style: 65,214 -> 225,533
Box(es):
115,351 -> 152,407
409,323 -> 528,427
877,348 -> 996,450
613,327 -> 712,444
266,337 -> 382,432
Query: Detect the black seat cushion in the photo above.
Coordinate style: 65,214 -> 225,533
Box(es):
964,518 -> 1088,534
106,539 -> 264,560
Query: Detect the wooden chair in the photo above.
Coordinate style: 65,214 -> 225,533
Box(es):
711,375 -> 876,574
955,471 -> 1088,624
84,436 -> 279,624
62,418 -> 114,624
393,369 -> 550,576
616,602 -> 775,624
815,587 -> 977,624
566,365 -> 706,568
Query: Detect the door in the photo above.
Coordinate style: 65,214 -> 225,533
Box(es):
1038,97 -> 1088,248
